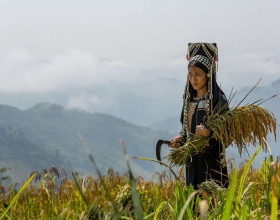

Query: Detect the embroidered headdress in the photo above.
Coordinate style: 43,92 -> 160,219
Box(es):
189,55 -> 212,73
187,42 -> 218,74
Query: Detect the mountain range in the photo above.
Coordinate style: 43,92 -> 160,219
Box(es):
0,103 -> 173,183
1,78 -> 279,184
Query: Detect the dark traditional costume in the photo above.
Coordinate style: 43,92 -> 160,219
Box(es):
179,43 -> 229,189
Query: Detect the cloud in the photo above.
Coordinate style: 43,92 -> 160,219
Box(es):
1,47 -> 280,126
218,51 -> 280,90
0,49 -> 145,93
168,59 -> 186,67
5,48 -> 31,66
65,92 -> 115,112
66,92 -> 101,111
245,53 -> 261,61
2,46 -> 280,97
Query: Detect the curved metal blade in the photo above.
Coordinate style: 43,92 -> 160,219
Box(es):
156,140 -> 171,162
156,140 -> 163,161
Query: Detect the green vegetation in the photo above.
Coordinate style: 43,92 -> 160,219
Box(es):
0,103 -> 172,181
0,97 -> 278,218
0,146 -> 279,219
0,122 -> 72,183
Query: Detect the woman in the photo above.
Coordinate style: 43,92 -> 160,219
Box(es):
169,43 -> 229,189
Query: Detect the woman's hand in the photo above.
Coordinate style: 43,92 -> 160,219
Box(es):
196,123 -> 211,137
168,135 -> 186,148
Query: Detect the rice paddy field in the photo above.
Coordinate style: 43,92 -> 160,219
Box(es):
0,145 -> 279,220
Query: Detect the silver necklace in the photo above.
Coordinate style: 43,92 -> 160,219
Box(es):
193,93 -> 208,101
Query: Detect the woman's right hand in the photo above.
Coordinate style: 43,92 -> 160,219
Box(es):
168,135 -> 186,148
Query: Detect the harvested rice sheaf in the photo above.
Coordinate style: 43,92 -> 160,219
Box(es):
168,104 -> 277,166
198,180 -> 225,195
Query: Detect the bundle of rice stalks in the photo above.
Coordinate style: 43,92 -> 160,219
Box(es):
168,136 -> 210,166
168,91 -> 277,166
198,180 -> 225,195
208,104 -> 276,154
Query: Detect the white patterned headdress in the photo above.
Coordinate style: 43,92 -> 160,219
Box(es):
190,55 -> 212,73
187,42 -> 218,75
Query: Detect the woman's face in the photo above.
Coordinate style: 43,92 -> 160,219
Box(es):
188,65 -> 208,92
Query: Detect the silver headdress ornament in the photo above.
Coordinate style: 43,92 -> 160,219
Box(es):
182,43 -> 219,138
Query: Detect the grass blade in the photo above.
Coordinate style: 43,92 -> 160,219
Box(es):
143,212 -> 155,219
271,176 -> 278,220
77,132 -> 120,218
0,173 -> 35,220
177,191 -> 199,220
72,172 -> 89,209
237,145 -> 262,203
257,94 -> 278,105
120,139 -> 144,220
153,201 -> 166,220
222,171 -> 238,220
234,79 -> 261,108
132,156 -> 179,180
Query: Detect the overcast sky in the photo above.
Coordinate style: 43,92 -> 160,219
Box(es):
1,0 -> 280,125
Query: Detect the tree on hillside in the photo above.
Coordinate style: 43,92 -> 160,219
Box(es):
0,167 -> 10,184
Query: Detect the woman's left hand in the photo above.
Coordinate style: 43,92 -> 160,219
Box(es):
196,123 -> 211,137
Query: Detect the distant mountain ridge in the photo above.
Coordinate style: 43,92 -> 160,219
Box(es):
0,122 -> 72,183
149,115 -> 181,135
1,78 -> 279,183
0,103 -> 173,182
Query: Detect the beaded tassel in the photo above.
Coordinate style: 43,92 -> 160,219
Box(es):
183,77 -> 190,138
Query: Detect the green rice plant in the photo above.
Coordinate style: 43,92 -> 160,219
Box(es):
120,139 -> 143,220
0,173 -> 35,219
0,135 -> 279,219
237,145 -> 262,205
170,182 -> 200,219
78,132 -> 121,219
271,175 -> 278,220
0,157 -> 278,219
153,201 -> 167,219
177,191 -> 199,220
132,156 -> 179,181
72,172 -> 89,209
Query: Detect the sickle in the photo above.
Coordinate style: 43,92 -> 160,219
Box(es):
156,140 -> 171,162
